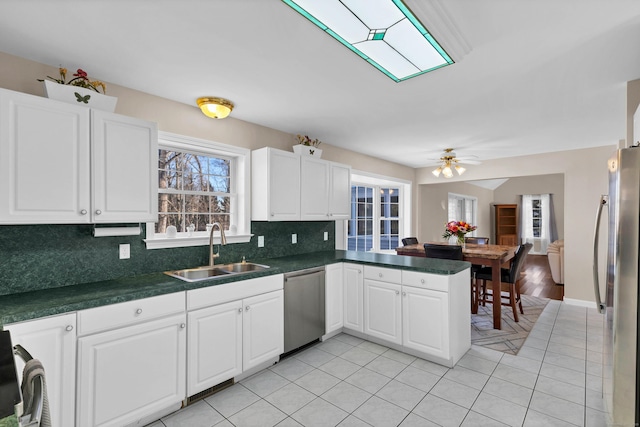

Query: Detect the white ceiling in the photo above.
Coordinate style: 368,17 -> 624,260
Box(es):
1,0 -> 640,168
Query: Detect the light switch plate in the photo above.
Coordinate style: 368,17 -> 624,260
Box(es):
324,231 -> 328,241
258,236 -> 264,247
119,244 -> 130,259
292,234 -> 297,244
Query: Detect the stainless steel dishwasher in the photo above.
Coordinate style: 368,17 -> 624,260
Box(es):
283,267 -> 326,353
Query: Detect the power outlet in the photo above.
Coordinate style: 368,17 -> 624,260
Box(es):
292,234 -> 297,244
258,236 -> 265,247
324,231 -> 329,241
119,244 -> 130,260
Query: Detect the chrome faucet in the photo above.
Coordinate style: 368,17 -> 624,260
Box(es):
209,222 -> 227,266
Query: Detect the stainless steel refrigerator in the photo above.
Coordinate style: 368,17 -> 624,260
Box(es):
593,146 -> 640,426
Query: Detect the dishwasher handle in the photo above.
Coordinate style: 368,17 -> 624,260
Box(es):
284,266 -> 326,281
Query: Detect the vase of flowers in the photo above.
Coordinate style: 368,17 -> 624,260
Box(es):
293,134 -> 322,157
442,220 -> 477,247
39,67 -> 117,112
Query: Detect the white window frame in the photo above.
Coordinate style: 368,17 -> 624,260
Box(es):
447,192 -> 478,237
339,170 -> 411,254
144,131 -> 251,249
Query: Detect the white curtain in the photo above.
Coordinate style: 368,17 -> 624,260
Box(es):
521,194 -> 552,254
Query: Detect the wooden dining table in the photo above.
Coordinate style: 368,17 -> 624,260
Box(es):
396,242 -> 518,329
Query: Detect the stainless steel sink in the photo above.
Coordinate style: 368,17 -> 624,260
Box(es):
217,262 -> 270,273
165,262 -> 269,282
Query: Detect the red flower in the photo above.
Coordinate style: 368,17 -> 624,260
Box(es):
73,69 -> 88,79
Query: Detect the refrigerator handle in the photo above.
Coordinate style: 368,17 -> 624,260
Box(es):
592,194 -> 608,314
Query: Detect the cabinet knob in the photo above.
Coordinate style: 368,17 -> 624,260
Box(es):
245,306 -> 250,311
80,209 -> 87,215
395,290 -> 400,295
402,292 -> 406,296
65,325 -> 74,332
379,273 -> 383,278
329,213 -> 333,217
135,308 -> 142,315
421,279 -> 425,284
238,308 -> 243,313
270,212 -> 275,217
95,210 -> 102,215
358,270 -> 361,274
180,323 -> 186,329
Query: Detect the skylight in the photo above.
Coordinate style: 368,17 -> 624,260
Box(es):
282,0 -> 454,82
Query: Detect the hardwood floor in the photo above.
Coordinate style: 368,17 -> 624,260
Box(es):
519,254 -> 564,300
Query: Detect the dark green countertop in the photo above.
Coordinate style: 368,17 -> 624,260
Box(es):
0,250 -> 469,325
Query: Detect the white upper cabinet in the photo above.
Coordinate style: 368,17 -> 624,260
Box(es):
328,162 -> 351,219
252,147 -> 301,221
91,110 -> 157,223
253,147 -> 351,221
0,88 -> 158,224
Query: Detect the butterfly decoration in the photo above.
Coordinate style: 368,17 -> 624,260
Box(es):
74,92 -> 91,104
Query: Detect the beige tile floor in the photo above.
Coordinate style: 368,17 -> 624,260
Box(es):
147,300 -> 606,427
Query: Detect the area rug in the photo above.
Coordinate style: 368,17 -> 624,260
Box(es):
471,294 -> 549,355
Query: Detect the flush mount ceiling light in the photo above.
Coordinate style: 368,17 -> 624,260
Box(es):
282,0 -> 454,82
197,97 -> 234,119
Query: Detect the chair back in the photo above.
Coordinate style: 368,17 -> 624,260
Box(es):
423,243 -> 463,260
402,237 -> 419,246
508,243 -> 533,282
465,237 -> 489,245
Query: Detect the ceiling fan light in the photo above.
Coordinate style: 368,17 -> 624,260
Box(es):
432,167 -> 442,177
455,165 -> 466,175
442,165 -> 453,178
197,97 -> 234,119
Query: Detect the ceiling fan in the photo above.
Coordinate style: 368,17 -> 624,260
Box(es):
430,148 -> 481,178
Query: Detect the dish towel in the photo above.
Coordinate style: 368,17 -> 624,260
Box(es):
21,359 -> 51,427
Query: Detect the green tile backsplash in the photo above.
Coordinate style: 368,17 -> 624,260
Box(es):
0,221 -> 335,296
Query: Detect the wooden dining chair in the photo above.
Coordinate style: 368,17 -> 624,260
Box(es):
423,243 -> 463,260
465,237 -> 489,311
475,243 -> 532,322
402,237 -> 419,246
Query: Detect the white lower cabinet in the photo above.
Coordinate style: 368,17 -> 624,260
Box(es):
76,293 -> 186,427
363,279 -> 402,345
4,313 -> 77,427
402,286 -> 449,359
187,300 -> 243,395
357,265 -> 470,367
242,290 -> 284,370
343,263 -> 364,333
186,275 -> 284,396
325,263 -> 344,334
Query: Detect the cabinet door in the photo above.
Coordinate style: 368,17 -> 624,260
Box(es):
328,162 -> 351,219
0,89 -> 91,224
325,263 -> 344,334
402,286 -> 449,360
77,314 -> 186,427
364,280 -> 402,345
268,149 -> 300,221
91,110 -> 158,223
300,156 -> 329,220
4,313 -> 77,427
243,290 -> 284,371
343,263 -> 364,332
187,300 -> 242,396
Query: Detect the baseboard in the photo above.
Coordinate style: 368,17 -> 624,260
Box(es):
563,297 -> 597,309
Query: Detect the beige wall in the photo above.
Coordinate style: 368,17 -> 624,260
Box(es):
419,174 -> 564,248
419,182 -> 493,243
493,174 -> 565,240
